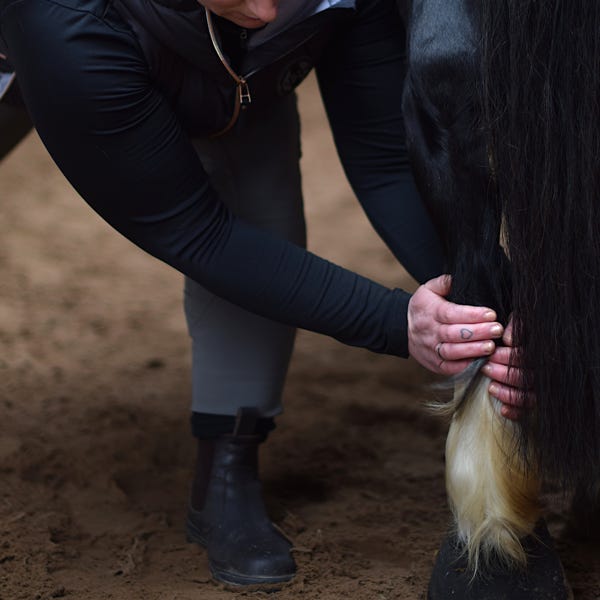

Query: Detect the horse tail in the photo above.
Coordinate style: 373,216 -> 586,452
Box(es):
481,0 -> 600,489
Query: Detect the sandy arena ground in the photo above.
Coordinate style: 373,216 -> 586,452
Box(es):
1,75 -> 599,600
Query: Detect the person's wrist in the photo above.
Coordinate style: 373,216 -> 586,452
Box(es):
384,288 -> 412,358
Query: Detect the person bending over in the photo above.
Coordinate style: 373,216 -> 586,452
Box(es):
0,0 -> 517,587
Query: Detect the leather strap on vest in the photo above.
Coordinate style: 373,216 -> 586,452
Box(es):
205,8 -> 251,137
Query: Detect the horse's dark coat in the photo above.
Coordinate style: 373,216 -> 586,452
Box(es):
402,0 -> 600,489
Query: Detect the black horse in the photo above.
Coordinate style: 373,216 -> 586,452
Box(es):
402,0 -> 600,597
2,1 -> 599,596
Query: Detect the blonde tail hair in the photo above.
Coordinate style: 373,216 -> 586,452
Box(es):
435,367 -> 541,573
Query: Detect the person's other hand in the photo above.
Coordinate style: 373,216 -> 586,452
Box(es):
408,275 -> 503,375
481,318 -> 532,421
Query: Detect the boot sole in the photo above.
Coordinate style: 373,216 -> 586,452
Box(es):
185,517 -> 295,588
209,564 -> 295,588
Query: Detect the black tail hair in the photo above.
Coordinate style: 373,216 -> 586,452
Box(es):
479,1 -> 600,487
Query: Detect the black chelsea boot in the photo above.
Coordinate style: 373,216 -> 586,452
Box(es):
186,410 -> 296,587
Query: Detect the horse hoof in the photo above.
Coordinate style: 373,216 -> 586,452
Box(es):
427,521 -> 572,599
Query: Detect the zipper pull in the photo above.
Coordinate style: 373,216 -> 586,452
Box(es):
238,79 -> 252,107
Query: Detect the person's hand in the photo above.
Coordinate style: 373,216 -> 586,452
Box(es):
481,318 -> 532,421
407,275 -> 503,375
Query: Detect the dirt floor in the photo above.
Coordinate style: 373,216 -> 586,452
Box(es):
1,75 -> 599,600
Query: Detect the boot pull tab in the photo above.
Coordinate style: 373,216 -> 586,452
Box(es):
234,407 -> 259,436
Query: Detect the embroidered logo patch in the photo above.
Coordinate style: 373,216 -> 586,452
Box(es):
277,58 -> 312,96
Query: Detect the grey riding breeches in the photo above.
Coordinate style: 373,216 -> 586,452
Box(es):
185,94 -> 306,417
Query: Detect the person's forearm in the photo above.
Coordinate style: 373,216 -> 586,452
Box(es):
316,0 -> 445,284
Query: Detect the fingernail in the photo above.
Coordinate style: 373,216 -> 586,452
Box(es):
481,363 -> 492,375
483,341 -> 494,354
489,383 -> 499,397
484,311 -> 497,321
490,324 -> 503,336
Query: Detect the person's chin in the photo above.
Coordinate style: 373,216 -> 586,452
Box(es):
232,15 -> 268,28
